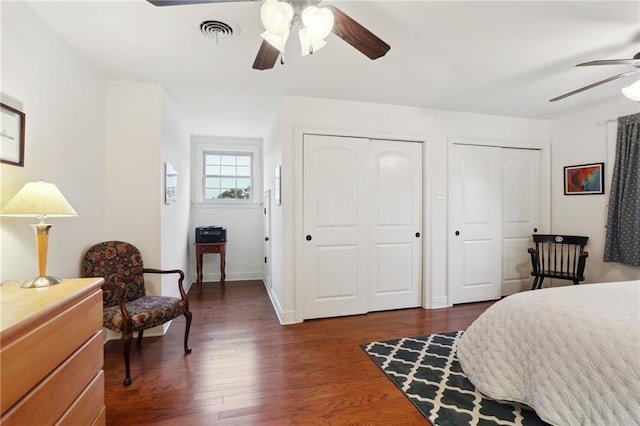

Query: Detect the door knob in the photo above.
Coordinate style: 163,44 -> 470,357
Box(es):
265,237 -> 270,241
533,228 -> 538,233
306,235 -> 312,241
415,232 -> 421,238
455,230 -> 460,236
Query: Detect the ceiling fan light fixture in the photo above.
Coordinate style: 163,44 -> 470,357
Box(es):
260,0 -> 294,35
622,79 -> 640,101
301,6 -> 334,40
299,27 -> 327,56
261,29 -> 289,53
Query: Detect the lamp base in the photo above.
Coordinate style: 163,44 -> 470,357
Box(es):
21,276 -> 63,288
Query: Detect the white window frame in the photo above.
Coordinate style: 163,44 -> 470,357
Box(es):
202,151 -> 254,200
192,136 -> 262,207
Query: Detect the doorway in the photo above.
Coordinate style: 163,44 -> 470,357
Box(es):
263,189 -> 272,289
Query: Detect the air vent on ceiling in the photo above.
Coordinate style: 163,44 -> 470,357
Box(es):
200,20 -> 237,42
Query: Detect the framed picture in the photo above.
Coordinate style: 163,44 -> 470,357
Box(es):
274,165 -> 281,206
165,161 -> 178,204
564,162 -> 604,195
0,103 -> 25,167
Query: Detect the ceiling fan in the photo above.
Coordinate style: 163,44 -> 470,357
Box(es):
146,0 -> 391,70
549,51 -> 640,102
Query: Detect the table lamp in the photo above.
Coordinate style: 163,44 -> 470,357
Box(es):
1,181 -> 77,288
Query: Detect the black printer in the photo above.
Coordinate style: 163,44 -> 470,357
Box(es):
195,226 -> 227,243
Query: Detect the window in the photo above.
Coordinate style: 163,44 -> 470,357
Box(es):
203,152 -> 253,200
192,136 -> 262,205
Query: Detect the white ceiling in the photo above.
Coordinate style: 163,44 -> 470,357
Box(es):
26,0 -> 640,135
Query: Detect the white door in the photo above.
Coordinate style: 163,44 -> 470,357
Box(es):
502,148 -> 540,295
303,135 -> 370,319
449,144 -> 502,304
263,189 -> 272,289
302,134 -> 423,319
369,140 -> 422,311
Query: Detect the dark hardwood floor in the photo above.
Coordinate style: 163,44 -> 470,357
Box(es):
103,280 -> 494,425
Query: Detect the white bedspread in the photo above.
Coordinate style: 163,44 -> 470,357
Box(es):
457,281 -> 640,426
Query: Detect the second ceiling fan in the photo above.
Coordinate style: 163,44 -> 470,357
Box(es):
550,51 -> 640,102
147,0 -> 391,70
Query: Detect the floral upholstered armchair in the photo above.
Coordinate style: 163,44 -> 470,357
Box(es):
82,240 -> 192,386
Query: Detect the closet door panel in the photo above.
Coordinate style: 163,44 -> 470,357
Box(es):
449,144 -> 502,304
369,140 -> 422,311
502,148 -> 540,295
302,134 -> 369,319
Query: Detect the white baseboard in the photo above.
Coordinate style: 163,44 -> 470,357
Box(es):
429,296 -> 449,309
263,275 -> 272,289
262,280 -> 297,324
192,271 -> 263,284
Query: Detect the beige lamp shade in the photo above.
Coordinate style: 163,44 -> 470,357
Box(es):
1,181 -> 77,288
1,181 -> 77,218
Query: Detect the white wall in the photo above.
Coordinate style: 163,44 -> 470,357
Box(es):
1,1 -> 106,282
105,81 -> 163,294
264,96 -> 551,323
161,90 -> 191,296
1,2 -> 191,341
190,204 -> 264,282
102,81 -> 192,340
106,81 -> 191,299
263,102 -> 287,319
551,98 -> 640,283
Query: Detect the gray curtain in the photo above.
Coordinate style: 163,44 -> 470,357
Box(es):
604,112 -> 640,266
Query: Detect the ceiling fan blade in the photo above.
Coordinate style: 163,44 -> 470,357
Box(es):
549,70 -> 638,102
577,59 -> 640,66
576,51 -> 640,66
326,6 -> 390,60
252,40 -> 280,70
147,0 -> 254,6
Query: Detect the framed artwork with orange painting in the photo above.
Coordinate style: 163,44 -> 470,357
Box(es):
564,162 -> 604,195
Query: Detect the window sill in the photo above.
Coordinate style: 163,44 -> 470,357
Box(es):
192,201 -> 262,210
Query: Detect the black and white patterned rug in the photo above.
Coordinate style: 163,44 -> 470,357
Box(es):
361,331 -> 550,426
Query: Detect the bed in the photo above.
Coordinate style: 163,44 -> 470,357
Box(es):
457,280 -> 640,426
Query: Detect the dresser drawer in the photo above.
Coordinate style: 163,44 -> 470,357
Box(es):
92,405 -> 106,426
1,330 -> 103,425
56,370 -> 105,426
1,288 -> 103,414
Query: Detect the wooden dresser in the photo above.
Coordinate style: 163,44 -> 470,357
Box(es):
0,278 -> 105,425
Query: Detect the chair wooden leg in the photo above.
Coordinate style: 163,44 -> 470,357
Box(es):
536,277 -> 545,290
122,333 -> 133,386
184,310 -> 193,353
136,330 -> 144,347
530,276 -> 539,290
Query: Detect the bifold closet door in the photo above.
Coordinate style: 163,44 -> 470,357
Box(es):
303,135 -> 370,319
369,140 -> 422,312
302,134 -> 423,319
449,144 -> 540,304
449,144 -> 503,304
501,148 -> 540,296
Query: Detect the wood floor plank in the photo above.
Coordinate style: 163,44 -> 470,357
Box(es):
104,280 -> 494,425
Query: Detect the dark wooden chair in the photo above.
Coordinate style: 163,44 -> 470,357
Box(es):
82,240 -> 192,386
528,234 -> 589,290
